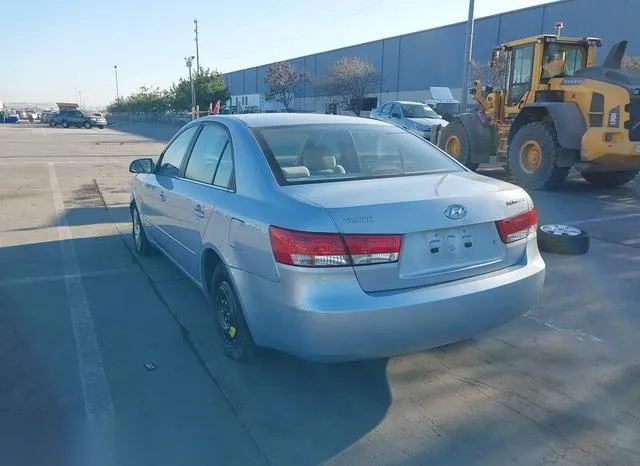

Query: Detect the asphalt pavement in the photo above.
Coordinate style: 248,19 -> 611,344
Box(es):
1,122 -> 639,466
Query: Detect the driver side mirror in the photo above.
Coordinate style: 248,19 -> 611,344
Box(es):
129,158 -> 155,174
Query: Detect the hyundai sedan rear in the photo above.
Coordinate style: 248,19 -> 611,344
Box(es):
129,113 -> 545,362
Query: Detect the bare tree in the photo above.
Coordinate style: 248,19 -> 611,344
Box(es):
322,57 -> 380,116
264,61 -> 307,111
470,55 -> 509,90
622,56 -> 640,71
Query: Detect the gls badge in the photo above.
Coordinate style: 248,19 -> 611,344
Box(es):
444,204 -> 467,220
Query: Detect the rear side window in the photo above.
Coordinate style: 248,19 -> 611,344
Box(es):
213,144 -> 235,189
252,123 -> 462,185
184,125 -> 229,184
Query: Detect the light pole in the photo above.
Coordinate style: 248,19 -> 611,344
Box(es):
194,19 -> 200,74
185,56 -> 196,119
460,0 -> 475,113
114,65 -> 120,102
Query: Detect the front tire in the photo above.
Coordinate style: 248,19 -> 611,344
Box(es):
62,121 -> 69,128
211,264 -> 256,361
131,205 -> 152,255
508,121 -> 569,191
581,170 -> 639,188
437,119 -> 479,170
83,121 -> 91,129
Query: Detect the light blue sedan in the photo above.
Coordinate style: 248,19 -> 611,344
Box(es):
370,100 -> 449,139
128,113 -> 545,362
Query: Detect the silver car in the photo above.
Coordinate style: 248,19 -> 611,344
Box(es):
370,100 -> 449,139
128,113 -> 545,362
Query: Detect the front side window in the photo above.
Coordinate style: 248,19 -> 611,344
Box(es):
252,123 -> 462,185
156,126 -> 198,177
401,104 -> 440,119
541,43 -> 586,81
184,125 -> 229,184
508,44 -> 534,106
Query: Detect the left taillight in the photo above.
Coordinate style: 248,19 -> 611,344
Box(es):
495,207 -> 537,243
269,226 -> 402,267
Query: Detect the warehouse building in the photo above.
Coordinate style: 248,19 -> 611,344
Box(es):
222,0 -> 640,115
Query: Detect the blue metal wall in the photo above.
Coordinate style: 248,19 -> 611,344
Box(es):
223,0 -> 640,96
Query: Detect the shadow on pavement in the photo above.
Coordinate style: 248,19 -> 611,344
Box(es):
0,230 -> 393,465
107,122 -> 181,143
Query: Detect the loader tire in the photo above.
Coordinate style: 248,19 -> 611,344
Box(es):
437,119 -> 479,170
580,170 -> 639,188
508,121 -> 569,191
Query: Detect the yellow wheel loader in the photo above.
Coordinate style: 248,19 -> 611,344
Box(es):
438,24 -> 640,190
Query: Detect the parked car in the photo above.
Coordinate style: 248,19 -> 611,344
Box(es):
41,111 -> 56,124
370,101 -> 449,139
128,113 -> 545,362
51,109 -> 106,128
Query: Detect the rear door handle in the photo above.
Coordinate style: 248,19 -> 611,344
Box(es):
159,191 -> 166,202
193,205 -> 205,218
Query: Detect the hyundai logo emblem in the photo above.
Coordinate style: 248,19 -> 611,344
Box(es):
444,204 -> 467,220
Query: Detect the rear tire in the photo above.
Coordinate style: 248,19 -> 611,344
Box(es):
211,264 -> 256,361
580,170 -> 639,188
62,121 -> 69,128
508,121 -> 569,191
437,119 -> 479,170
537,224 -> 590,255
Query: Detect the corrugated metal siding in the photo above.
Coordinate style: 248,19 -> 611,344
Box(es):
223,0 -> 640,96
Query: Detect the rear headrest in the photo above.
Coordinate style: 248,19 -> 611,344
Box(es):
281,166 -> 311,179
301,145 -> 337,172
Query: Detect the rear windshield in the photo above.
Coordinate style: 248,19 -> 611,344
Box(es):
401,104 -> 440,119
251,123 -> 461,185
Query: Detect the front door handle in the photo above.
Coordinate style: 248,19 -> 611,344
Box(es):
193,204 -> 205,218
159,191 -> 166,202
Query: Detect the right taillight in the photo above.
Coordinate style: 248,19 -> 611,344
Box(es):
495,207 -> 538,243
269,226 -> 402,267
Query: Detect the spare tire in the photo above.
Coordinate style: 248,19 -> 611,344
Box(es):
537,224 -> 589,255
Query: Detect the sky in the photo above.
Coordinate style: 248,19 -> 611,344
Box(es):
1,0 -> 560,107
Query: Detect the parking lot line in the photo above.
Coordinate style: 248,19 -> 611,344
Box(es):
0,267 -> 139,288
48,163 -> 115,422
568,212 -> 640,226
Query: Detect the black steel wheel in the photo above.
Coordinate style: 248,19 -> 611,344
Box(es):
211,264 -> 255,361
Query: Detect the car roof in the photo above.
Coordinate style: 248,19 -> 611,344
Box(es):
197,113 -> 387,128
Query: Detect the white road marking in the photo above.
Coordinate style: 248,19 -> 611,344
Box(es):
48,163 -> 115,422
568,212 -> 640,226
525,312 -> 604,343
0,267 -> 139,287
0,159 -> 135,166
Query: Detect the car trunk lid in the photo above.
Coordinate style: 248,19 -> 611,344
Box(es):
284,172 -> 532,292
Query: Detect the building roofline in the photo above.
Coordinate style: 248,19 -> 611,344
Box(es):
222,0 -> 568,76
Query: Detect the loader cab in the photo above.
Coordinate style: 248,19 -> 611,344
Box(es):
491,34 -> 601,117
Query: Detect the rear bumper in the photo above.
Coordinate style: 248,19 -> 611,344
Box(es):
231,240 -> 545,362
